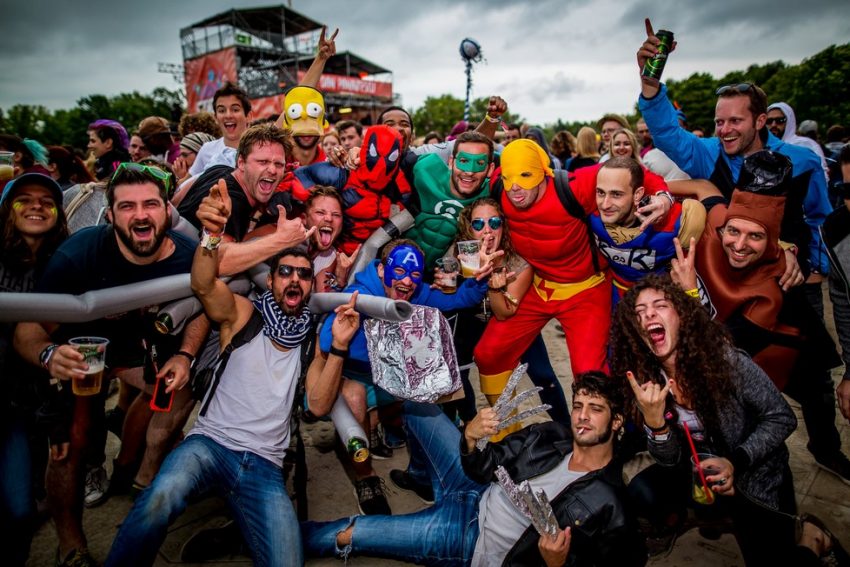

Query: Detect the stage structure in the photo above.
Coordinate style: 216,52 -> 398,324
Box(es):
181,5 -> 394,123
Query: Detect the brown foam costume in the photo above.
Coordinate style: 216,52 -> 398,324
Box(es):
695,151 -> 800,388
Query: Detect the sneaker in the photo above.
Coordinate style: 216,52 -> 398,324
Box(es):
382,423 -> 407,449
369,426 -> 393,460
389,469 -> 434,504
84,465 -> 110,508
55,546 -> 98,567
811,450 -> 850,486
354,476 -> 391,515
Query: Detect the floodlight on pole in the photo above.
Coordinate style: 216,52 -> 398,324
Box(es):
459,38 -> 483,122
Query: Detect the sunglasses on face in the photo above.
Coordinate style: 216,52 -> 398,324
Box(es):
277,264 -> 314,279
715,83 -> 754,96
471,216 -> 503,231
111,162 -> 174,194
765,117 -> 787,125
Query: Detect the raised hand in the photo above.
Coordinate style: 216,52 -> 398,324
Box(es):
670,237 -> 698,291
316,27 -> 339,60
197,179 -> 231,234
626,370 -> 670,429
331,290 -> 360,348
486,96 -> 508,119
275,205 -> 317,247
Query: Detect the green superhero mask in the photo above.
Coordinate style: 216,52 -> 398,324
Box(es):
454,151 -> 489,173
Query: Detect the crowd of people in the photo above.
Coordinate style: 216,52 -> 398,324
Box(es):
2,22 -> 850,567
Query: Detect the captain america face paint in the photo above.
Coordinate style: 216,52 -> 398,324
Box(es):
380,243 -> 424,301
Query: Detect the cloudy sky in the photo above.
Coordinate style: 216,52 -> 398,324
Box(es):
3,0 -> 848,125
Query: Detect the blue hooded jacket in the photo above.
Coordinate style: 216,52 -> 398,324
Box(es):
319,259 -> 488,372
639,84 -> 832,274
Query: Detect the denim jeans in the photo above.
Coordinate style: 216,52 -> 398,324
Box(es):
302,402 -> 486,566
106,434 -> 301,567
1,418 -> 35,566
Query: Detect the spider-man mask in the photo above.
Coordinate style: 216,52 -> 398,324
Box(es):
358,125 -> 402,188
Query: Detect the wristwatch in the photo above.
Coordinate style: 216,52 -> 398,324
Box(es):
39,343 -> 60,370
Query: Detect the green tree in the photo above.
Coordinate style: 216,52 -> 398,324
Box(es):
411,94 -> 522,138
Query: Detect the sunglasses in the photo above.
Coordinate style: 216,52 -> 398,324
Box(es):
277,264 -> 314,279
765,117 -> 787,126
471,216 -> 503,231
715,83 -> 754,96
112,162 -> 174,195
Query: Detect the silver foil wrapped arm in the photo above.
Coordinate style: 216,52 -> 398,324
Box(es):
475,363 -> 552,450
494,466 -> 560,537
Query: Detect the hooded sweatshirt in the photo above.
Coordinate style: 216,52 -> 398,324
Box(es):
766,102 -> 829,180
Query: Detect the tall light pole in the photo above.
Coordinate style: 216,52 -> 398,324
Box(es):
459,38 -> 483,122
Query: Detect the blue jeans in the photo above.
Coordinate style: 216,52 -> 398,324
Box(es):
1,418 -> 35,566
106,434 -> 302,567
302,402 -> 486,566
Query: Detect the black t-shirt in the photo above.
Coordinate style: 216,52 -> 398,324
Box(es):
35,225 -> 197,368
177,165 -> 255,241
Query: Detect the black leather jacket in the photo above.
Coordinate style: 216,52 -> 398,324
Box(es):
461,422 -> 646,567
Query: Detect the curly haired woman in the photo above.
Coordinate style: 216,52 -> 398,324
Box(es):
610,273 -> 847,565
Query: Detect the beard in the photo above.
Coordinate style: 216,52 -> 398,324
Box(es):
113,220 -> 168,257
573,420 -> 614,447
276,282 -> 309,316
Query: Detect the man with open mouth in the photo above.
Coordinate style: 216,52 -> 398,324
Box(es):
317,239 -> 491,517
14,163 -> 207,567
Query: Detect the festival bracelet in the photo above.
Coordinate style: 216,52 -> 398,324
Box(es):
329,346 -> 349,359
656,191 -> 675,207
484,113 -> 501,124
200,228 -> 223,251
174,350 -> 196,367
684,288 -> 699,298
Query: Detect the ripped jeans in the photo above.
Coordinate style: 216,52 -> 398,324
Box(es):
301,402 -> 486,566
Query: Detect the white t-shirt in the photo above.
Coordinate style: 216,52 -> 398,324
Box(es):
190,331 -> 301,466
189,138 -> 237,177
472,453 -> 583,566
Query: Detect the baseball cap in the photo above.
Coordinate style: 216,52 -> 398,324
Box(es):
0,172 -> 63,207
798,120 -> 818,135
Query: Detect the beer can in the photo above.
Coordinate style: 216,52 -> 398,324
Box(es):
154,313 -> 174,335
642,29 -> 674,81
347,437 -> 370,463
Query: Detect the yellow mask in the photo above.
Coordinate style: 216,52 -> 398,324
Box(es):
500,139 -> 553,190
282,86 -> 329,137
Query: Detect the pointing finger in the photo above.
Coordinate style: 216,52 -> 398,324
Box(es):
645,17 -> 655,37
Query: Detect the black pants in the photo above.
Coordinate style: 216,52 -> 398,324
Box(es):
629,462 -> 820,566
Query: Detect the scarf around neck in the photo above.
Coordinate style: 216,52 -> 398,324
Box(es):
252,290 -> 312,349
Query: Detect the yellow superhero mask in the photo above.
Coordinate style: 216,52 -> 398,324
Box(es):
500,139 -> 553,190
282,86 -> 328,137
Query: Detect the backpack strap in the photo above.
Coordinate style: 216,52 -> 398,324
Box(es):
199,308 -> 266,416
551,170 -> 601,273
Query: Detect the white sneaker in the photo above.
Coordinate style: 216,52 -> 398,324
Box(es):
83,465 -> 110,508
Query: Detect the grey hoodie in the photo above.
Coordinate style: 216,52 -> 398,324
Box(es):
767,102 -> 829,179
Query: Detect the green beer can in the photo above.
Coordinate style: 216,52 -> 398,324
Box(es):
642,29 -> 674,80
347,437 -> 370,463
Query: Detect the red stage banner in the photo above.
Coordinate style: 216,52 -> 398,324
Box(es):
297,71 -> 393,99
184,48 -> 238,113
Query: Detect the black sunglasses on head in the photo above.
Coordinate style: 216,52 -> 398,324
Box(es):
715,83 -> 754,96
277,264 -> 314,279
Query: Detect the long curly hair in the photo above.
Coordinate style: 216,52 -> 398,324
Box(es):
454,197 -> 518,266
609,274 -> 736,440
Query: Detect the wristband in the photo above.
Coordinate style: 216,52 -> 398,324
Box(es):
39,343 -> 59,370
656,191 -> 675,207
329,346 -> 349,358
200,228 -> 223,251
484,113 -> 500,124
174,350 -> 196,367
644,421 -> 669,432
684,288 -> 699,298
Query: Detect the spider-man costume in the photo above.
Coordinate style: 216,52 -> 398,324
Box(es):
292,125 -> 410,255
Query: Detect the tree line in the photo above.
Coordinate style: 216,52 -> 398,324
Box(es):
1,42 -> 847,150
